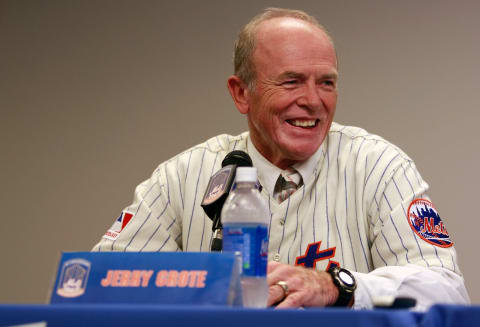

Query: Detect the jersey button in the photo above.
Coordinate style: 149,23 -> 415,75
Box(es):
273,253 -> 280,262
280,219 -> 285,226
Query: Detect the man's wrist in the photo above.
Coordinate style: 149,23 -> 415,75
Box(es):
327,267 -> 357,307
325,272 -> 340,306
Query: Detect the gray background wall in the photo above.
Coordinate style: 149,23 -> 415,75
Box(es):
1,0 -> 479,304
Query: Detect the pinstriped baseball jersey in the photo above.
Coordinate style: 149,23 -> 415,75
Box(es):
92,122 -> 460,277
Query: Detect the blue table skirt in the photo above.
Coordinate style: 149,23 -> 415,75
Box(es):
0,304 -> 478,327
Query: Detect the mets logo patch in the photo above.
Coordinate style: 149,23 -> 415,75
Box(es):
407,199 -> 453,248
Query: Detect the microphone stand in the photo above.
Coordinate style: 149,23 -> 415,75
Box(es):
211,212 -> 223,252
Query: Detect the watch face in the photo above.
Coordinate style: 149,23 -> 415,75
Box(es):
339,271 -> 354,287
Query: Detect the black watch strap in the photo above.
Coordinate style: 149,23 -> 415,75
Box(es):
328,267 -> 356,307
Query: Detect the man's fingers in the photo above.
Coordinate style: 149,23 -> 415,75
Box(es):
267,261 -> 296,285
267,282 -> 286,306
275,292 -> 304,309
266,263 -> 290,306
266,262 -> 337,308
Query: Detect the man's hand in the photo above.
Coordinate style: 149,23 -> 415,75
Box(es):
267,261 -> 339,308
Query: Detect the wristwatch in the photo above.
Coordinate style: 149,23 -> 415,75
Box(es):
327,266 -> 357,307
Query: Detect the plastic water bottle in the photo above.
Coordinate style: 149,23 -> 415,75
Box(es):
221,167 -> 270,308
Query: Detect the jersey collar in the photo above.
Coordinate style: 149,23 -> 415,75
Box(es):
246,134 -> 326,196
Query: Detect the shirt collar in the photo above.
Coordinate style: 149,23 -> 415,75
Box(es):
247,134 -> 326,196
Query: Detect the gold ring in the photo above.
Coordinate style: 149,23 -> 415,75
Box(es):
275,280 -> 289,298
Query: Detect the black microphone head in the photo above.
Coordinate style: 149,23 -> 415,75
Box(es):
221,150 -> 252,168
201,150 -> 253,227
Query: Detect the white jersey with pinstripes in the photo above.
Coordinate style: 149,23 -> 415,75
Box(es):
92,122 -> 465,306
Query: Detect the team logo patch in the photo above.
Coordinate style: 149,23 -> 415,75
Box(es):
407,199 -> 453,248
56,258 -> 91,298
103,211 -> 134,241
295,241 -> 339,270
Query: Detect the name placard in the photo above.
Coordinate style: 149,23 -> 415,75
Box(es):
50,252 -> 241,306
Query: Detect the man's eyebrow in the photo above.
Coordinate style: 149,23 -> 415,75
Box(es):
320,72 -> 338,80
276,71 -> 338,81
277,71 -> 305,80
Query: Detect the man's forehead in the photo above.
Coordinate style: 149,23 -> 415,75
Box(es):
255,17 -> 332,48
253,17 -> 337,74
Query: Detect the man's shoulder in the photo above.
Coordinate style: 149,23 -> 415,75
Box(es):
180,132 -> 249,156
164,132 -> 249,166
329,122 -> 382,141
149,132 -> 249,184
328,122 -> 412,162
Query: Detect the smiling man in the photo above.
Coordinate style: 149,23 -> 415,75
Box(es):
227,15 -> 337,169
93,8 -> 469,309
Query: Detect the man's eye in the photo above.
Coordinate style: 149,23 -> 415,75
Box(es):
322,80 -> 336,89
283,80 -> 298,85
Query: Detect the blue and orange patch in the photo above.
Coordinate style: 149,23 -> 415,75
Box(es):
407,199 -> 453,248
295,241 -> 339,270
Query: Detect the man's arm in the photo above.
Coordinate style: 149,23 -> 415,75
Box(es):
92,164 -> 182,252
353,264 -> 469,310
266,261 -> 469,309
362,154 -> 469,309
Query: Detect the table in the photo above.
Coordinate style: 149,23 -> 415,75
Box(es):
0,304 -> 479,327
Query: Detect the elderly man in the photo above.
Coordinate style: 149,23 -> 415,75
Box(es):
93,8 -> 469,309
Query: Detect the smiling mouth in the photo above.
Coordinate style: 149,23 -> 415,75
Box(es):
286,119 -> 319,129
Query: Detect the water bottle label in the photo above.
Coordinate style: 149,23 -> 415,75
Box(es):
223,224 -> 268,277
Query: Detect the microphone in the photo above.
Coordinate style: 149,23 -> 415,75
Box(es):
201,150 -> 253,251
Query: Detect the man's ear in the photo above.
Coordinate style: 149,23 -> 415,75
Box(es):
227,75 -> 250,114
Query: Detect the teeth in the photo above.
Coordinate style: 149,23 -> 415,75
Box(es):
289,120 -> 316,127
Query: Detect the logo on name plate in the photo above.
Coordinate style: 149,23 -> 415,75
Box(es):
407,198 -> 453,248
56,258 -> 91,298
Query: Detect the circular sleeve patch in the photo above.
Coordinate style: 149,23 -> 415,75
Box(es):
407,199 -> 453,248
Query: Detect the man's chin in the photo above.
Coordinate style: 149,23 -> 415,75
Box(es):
283,144 -> 321,163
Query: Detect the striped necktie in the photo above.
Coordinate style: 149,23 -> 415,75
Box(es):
274,168 -> 302,203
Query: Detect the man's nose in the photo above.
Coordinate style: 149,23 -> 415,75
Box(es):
297,81 -> 322,110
